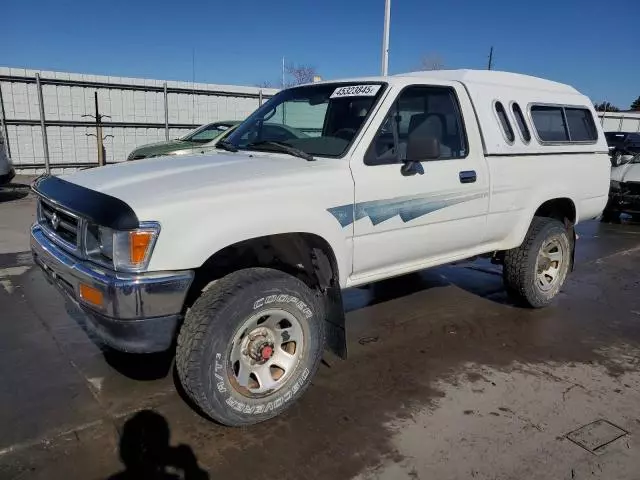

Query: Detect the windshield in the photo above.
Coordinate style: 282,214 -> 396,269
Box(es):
224,82 -> 387,157
181,123 -> 234,143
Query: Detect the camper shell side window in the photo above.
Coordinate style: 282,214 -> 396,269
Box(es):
528,104 -> 598,144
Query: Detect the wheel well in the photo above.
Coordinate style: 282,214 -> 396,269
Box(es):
534,198 -> 576,225
184,233 -> 340,310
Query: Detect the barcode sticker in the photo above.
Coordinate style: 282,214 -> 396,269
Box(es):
330,85 -> 381,99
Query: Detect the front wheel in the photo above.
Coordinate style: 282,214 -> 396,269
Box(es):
176,268 -> 326,426
503,217 -> 572,308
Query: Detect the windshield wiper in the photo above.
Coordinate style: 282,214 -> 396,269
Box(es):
215,140 -> 238,152
246,141 -> 314,161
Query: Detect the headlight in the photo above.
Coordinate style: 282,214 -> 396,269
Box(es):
84,222 -> 160,272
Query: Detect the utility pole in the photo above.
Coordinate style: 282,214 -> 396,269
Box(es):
381,0 -> 391,76
83,92 -> 111,167
35,74 -> 51,174
487,46 -> 494,71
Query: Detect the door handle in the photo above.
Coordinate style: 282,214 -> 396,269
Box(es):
459,170 -> 476,183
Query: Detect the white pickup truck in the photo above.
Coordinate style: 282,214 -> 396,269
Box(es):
30,70 -> 610,426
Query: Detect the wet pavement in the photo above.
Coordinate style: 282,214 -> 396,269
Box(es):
1,184 -> 640,479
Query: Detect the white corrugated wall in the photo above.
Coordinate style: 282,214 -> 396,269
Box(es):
0,67 -> 278,174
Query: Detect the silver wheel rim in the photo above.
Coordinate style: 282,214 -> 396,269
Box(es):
535,237 -> 565,292
228,309 -> 304,398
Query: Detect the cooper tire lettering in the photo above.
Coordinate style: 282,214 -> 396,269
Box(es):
253,298 -> 265,309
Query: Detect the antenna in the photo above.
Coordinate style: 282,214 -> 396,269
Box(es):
192,48 -> 196,126
487,46 -> 494,71
282,56 -> 285,88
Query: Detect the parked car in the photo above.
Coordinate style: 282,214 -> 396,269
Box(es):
603,160 -> 640,223
0,133 -> 15,187
601,132 -> 640,222
604,131 -> 640,160
127,121 -> 241,160
30,70 -> 609,427
128,121 -> 310,160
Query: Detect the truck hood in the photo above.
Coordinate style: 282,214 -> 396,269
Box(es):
61,152 -> 324,217
611,162 -> 640,183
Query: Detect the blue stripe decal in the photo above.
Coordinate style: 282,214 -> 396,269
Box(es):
326,205 -> 354,228
328,192 -> 486,227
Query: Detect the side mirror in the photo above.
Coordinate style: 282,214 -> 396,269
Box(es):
401,136 -> 440,176
406,135 -> 441,162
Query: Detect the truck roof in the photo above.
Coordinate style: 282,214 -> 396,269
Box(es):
311,69 -> 580,95
395,70 -> 581,95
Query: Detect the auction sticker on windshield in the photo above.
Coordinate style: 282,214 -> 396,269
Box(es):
330,85 -> 381,98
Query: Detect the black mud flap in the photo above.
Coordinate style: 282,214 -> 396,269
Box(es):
570,225 -> 576,272
322,286 -> 347,359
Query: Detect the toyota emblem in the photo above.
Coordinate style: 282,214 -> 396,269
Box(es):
50,212 -> 60,230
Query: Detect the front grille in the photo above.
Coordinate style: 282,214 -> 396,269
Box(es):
39,199 -> 80,249
623,182 -> 640,196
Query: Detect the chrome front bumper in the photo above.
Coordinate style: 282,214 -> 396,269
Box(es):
30,224 -> 194,352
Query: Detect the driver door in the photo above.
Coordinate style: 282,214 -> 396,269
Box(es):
349,83 -> 489,281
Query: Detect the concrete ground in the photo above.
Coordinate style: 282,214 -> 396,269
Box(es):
1,178 -> 640,479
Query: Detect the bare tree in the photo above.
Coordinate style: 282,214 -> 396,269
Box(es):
256,80 -> 274,88
285,63 -> 318,86
418,54 -> 445,71
593,101 -> 620,112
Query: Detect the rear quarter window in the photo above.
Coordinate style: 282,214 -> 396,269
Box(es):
494,101 -> 515,143
511,102 -> 531,143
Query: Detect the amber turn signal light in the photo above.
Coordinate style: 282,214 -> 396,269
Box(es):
79,284 -> 104,307
129,231 -> 154,266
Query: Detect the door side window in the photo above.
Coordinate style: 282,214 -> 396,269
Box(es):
365,86 -> 467,165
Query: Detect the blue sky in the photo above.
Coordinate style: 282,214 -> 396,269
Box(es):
4,0 -> 638,109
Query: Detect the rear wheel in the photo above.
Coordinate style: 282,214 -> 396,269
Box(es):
503,217 -> 572,308
176,268 -> 326,426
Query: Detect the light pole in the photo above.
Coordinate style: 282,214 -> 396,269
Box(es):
381,0 -> 391,76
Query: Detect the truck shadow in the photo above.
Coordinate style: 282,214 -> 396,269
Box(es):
62,299 -> 175,381
343,260 -> 513,313
102,348 -> 175,381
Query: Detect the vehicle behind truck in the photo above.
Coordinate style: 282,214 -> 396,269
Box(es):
30,70 -> 610,426
0,130 -> 15,187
